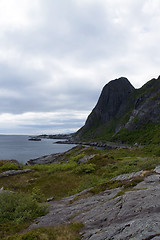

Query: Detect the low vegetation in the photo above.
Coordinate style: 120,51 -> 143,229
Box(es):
0,161 -> 19,173
3,222 -> 83,240
0,191 -> 47,238
0,144 -> 160,238
112,123 -> 160,145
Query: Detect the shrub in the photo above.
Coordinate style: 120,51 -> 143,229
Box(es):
74,163 -> 96,174
0,192 -> 47,225
71,154 -> 85,162
30,161 -> 77,174
0,162 -> 19,172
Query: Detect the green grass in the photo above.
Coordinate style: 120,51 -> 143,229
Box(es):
1,146 -> 159,199
2,222 -> 83,240
0,161 -> 19,173
1,145 -> 160,238
112,123 -> 160,145
0,192 -> 47,238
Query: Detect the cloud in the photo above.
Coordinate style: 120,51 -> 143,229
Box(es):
0,0 -> 160,133
0,111 -> 89,134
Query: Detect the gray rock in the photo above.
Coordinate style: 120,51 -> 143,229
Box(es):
77,155 -> 95,164
111,170 -> 143,181
0,187 -> 4,193
0,169 -> 33,177
28,172 -> 160,239
135,174 -> 160,189
47,197 -> 54,202
154,166 -> 160,174
27,153 -> 64,165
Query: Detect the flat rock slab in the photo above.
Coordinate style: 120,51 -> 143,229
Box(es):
29,172 -> 160,240
111,170 -> 143,181
154,166 -> 160,174
27,153 -> 64,165
0,169 -> 33,177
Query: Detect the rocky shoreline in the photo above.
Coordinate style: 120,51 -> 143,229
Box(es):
26,142 -> 134,166
54,140 -> 135,149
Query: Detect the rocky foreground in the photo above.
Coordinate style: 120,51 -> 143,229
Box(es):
29,167 -> 160,240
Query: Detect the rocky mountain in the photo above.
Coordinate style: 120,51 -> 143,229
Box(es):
76,76 -> 160,144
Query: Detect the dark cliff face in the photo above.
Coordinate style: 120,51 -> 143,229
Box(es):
92,77 -> 135,122
76,75 -> 160,142
76,77 -> 135,138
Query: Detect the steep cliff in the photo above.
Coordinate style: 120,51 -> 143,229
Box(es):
125,76 -> 160,129
76,76 -> 160,144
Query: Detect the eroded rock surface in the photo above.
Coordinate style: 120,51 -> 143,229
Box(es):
27,153 -> 64,165
0,169 -> 33,177
29,169 -> 160,240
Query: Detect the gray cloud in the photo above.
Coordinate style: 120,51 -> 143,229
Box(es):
0,0 -> 160,133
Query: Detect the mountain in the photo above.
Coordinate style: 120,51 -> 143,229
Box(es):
75,76 -> 160,144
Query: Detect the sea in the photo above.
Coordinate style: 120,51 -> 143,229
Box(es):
0,135 -> 76,164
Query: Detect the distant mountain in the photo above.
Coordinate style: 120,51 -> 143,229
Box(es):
75,76 -> 160,144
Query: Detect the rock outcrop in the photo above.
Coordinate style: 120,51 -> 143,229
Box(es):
0,169 -> 33,177
29,168 -> 160,240
27,153 -> 65,165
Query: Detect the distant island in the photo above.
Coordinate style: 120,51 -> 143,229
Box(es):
29,133 -> 73,140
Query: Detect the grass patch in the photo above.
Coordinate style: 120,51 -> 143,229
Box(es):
0,192 -> 47,238
0,162 -> 19,173
73,163 -> 96,174
2,222 -> 83,240
1,145 -> 160,238
89,180 -> 124,195
71,153 -> 85,162
90,176 -> 144,196
112,123 -> 160,145
30,161 -> 78,173
1,146 -> 159,200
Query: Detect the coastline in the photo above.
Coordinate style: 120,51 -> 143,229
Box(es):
53,139 -> 135,149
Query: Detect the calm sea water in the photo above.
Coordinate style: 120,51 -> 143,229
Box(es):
0,135 -> 76,164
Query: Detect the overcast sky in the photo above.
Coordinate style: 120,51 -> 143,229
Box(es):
0,0 -> 160,134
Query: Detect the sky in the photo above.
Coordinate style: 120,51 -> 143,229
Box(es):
0,0 -> 160,135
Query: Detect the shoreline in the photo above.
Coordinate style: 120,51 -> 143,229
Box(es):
53,140 -> 135,150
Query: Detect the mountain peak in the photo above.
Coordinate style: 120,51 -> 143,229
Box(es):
76,77 -> 135,139
76,75 -> 160,144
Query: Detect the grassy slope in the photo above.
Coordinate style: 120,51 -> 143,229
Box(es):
0,144 -> 160,238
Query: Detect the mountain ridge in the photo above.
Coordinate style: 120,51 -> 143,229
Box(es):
75,75 -> 160,144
